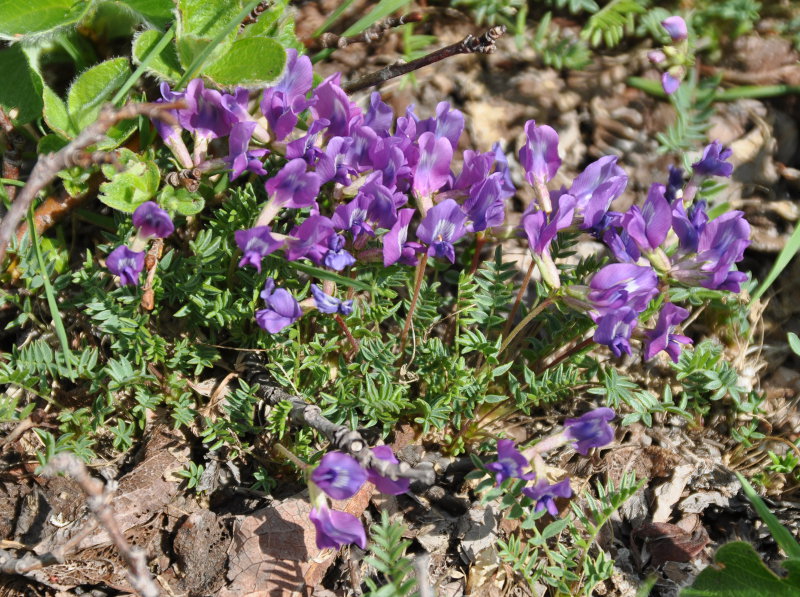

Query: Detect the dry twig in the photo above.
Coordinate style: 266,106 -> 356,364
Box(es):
343,25 -> 506,94
319,12 -> 423,49
43,452 -> 160,597
0,101 -> 184,266
241,354 -> 435,485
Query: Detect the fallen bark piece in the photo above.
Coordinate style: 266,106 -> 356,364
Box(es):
222,485 -> 372,596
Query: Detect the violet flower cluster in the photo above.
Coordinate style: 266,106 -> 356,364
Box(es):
107,201 -> 174,286
146,50 -> 514,332
486,408 -> 615,516
308,447 -> 409,550
519,121 -> 749,362
135,48 -> 748,364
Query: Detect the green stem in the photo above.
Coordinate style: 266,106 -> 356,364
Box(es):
503,260 -> 536,339
399,253 -> 428,351
628,76 -> 800,101
26,206 -> 74,377
498,297 -> 554,357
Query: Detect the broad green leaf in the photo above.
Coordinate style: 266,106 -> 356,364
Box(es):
133,29 -> 183,82
736,473 -> 800,559
159,186 -> 205,216
789,332 -> 800,357
203,37 -> 285,87
175,0 -> 243,68
42,85 -> 75,138
0,45 -> 43,124
37,134 -> 69,155
116,0 -> 174,28
98,149 -> 160,212
67,58 -> 131,130
0,0 -> 92,39
681,542 -> 800,597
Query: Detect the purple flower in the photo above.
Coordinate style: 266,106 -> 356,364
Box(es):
180,79 -> 229,139
662,72 -> 681,95
323,234 -> 356,271
332,175 -> 401,241
486,439 -> 534,486
316,136 -> 356,186
665,166 -> 684,204
644,303 -> 692,362
648,50 -> 666,64
344,125 -> 379,172
492,142 -> 516,199
285,118 -> 329,164
661,16 -> 688,41
593,306 -> 639,357
587,263 -> 659,315
153,83 -> 193,168
519,120 -> 561,187
416,199 -> 467,263
368,137 -> 411,189
522,478 -> 572,516
671,200 -> 708,253
364,92 -> 394,136
383,208 -> 422,267
464,174 -> 505,232
430,101 -> 464,149
107,246 -> 145,286
692,140 -> 733,178
672,210 -> 750,291
285,216 -> 336,264
563,408 -> 615,455
235,226 -> 283,271
621,183 -> 671,253
367,446 -> 410,495
133,201 -> 174,239
261,49 -> 313,141
265,159 -> 321,210
413,132 -> 453,197
225,122 -> 268,181
452,150 -> 494,191
311,452 -> 367,500
255,278 -> 302,333
569,156 -> 628,231
220,87 -> 270,142
309,503 -> 367,550
522,194 -> 576,257
311,73 -> 362,138
311,285 -> 354,316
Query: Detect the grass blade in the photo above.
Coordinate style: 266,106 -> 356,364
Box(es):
26,206 -> 74,377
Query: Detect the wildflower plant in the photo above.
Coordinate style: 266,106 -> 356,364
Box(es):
0,1 -> 757,592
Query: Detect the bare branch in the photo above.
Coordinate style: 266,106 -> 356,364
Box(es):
342,25 -> 506,94
43,453 -> 160,597
241,355 -> 436,486
319,12 -> 423,49
0,100 -> 184,266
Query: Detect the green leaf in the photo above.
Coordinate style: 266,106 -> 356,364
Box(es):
175,0 -> 243,69
67,58 -> 131,131
42,85 -> 74,138
0,45 -> 43,124
736,473 -> 800,559
159,186 -> 205,216
116,0 -> 174,28
203,37 -> 285,87
133,29 -> 184,83
98,148 -> 160,212
789,332 -> 800,357
681,542 -> 800,596
0,0 -> 92,39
